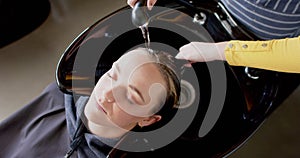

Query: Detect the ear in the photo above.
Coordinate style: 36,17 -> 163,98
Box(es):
138,115 -> 162,127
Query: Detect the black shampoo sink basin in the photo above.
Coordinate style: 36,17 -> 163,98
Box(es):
56,1 -> 300,157
0,0 -> 50,48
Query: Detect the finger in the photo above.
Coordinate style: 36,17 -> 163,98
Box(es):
184,63 -> 192,67
147,0 -> 157,10
178,42 -> 209,62
176,44 -> 191,60
175,52 -> 184,59
127,0 -> 138,8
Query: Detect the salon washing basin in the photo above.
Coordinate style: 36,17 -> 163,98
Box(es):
56,1 -> 300,157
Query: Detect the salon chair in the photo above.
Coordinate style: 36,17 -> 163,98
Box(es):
56,0 -> 300,157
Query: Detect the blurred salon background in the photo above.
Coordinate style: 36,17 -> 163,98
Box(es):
0,0 -> 299,157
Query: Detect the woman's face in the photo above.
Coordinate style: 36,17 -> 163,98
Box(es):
84,49 -> 168,131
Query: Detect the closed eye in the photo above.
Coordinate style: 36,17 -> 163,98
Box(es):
106,68 -> 117,80
107,63 -> 119,80
107,72 -> 113,78
126,92 -> 136,105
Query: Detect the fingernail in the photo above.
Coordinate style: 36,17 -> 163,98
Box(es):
184,63 -> 192,67
175,53 -> 183,58
148,5 -> 153,10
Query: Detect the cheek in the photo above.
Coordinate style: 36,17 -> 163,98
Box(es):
110,106 -> 141,126
94,77 -> 110,95
84,96 -> 106,124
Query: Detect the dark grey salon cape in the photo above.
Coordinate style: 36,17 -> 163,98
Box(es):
0,82 -> 117,158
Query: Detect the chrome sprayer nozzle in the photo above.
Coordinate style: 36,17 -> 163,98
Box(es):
131,0 -> 149,27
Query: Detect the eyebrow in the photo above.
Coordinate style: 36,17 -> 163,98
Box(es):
112,62 -> 121,73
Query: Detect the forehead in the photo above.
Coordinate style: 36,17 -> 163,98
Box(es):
118,49 -> 154,64
117,49 -> 167,104
117,49 -> 163,83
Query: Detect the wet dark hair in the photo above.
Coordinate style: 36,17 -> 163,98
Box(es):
132,48 -> 182,132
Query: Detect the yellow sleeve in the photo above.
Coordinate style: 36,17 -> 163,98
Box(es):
225,36 -> 300,73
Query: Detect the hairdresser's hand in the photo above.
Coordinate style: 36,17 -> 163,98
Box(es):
127,0 -> 157,10
175,42 -> 228,66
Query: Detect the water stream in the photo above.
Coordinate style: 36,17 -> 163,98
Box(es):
139,25 -> 150,50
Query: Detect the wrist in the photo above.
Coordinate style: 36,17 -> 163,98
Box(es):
215,42 -> 228,61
